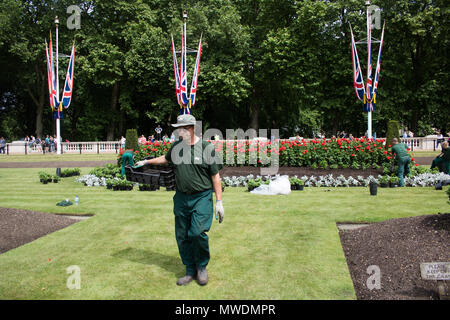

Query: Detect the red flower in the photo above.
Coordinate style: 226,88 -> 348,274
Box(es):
387,156 -> 391,160
415,163 -> 419,166
152,148 -> 157,151
352,154 -> 355,157
411,157 -> 415,161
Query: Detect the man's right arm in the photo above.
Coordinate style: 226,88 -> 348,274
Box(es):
136,155 -> 168,167
147,155 -> 168,165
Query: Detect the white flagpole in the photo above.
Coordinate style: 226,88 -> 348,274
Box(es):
55,16 -> 62,154
366,0 -> 372,140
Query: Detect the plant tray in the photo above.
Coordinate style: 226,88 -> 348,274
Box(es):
125,164 -> 176,188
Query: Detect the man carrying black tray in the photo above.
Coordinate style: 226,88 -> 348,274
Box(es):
136,114 -> 224,286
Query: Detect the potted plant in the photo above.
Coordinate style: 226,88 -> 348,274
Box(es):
247,179 -> 261,192
368,178 -> 378,196
106,179 -> 114,189
52,175 -> 60,183
112,180 -> 120,191
389,176 -> 400,188
296,178 -> 305,191
379,175 -> 390,188
289,177 -> 298,190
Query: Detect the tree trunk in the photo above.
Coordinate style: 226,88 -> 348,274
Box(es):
27,65 -> 46,139
107,82 -> 119,141
249,103 -> 259,131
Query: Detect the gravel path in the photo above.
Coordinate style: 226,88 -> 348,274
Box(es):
0,160 -> 116,168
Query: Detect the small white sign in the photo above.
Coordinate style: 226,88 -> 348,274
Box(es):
420,262 -> 450,280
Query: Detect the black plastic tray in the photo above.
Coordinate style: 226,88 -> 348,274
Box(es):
125,164 -> 176,188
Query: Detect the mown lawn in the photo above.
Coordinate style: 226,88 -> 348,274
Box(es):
0,168 -> 448,300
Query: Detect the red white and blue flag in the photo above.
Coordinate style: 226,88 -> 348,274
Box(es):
45,40 -> 55,110
180,29 -> 189,106
350,24 -> 365,102
365,8 -> 373,112
171,35 -> 181,106
61,43 -> 75,109
189,35 -> 202,107
372,21 -> 385,105
45,35 -> 59,111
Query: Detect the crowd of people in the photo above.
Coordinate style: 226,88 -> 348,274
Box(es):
0,135 -> 65,154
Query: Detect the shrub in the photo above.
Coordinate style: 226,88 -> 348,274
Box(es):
386,120 -> 400,149
125,129 -> 139,151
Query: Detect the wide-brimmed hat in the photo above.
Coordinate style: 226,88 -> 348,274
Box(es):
171,114 -> 196,128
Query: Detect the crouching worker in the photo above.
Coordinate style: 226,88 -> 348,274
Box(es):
431,142 -> 450,174
121,150 -> 134,176
136,114 -> 224,286
391,138 -> 411,187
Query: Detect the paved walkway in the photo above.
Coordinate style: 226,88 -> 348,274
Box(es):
0,160 -> 116,168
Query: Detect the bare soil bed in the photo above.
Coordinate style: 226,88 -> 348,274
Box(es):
339,213 -> 450,300
0,207 -> 79,254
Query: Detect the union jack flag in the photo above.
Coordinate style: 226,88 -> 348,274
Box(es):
180,30 -> 189,106
45,35 -> 59,111
365,9 -> 373,112
171,35 -> 181,106
189,35 -> 202,107
350,24 -> 365,102
45,40 -> 55,110
372,22 -> 385,107
61,43 -> 75,109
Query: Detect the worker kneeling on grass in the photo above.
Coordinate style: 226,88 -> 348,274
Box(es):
431,141 -> 450,174
136,114 -> 224,286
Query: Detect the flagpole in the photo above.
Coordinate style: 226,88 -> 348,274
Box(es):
55,16 -> 62,154
366,0 -> 372,140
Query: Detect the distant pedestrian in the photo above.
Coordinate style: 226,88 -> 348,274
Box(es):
155,125 -> 163,141
0,137 -> 6,154
436,131 -> 444,149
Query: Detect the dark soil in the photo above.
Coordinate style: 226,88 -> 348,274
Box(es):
339,213 -> 450,300
0,207 -> 79,254
220,166 -> 383,178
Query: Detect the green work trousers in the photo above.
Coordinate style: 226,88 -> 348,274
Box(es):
173,189 -> 214,276
431,156 -> 450,174
397,155 -> 411,187
121,152 -> 134,176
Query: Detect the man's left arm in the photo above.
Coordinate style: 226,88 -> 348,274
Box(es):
211,173 -> 224,223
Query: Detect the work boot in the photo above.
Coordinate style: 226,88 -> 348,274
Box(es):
176,274 -> 195,286
196,268 -> 208,286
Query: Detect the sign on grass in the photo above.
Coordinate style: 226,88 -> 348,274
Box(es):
420,262 -> 450,280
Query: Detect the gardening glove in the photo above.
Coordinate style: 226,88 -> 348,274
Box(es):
135,160 -> 147,167
215,200 -> 224,223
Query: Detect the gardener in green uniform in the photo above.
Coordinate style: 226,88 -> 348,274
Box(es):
431,141 -> 450,174
391,138 -> 411,187
136,114 -> 224,286
121,150 -> 134,176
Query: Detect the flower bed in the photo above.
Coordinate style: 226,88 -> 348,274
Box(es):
116,138 -> 418,173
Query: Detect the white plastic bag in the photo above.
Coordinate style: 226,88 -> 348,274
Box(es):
250,175 -> 291,195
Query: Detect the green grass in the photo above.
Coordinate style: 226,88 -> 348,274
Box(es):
0,154 -> 118,162
0,168 -> 448,300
